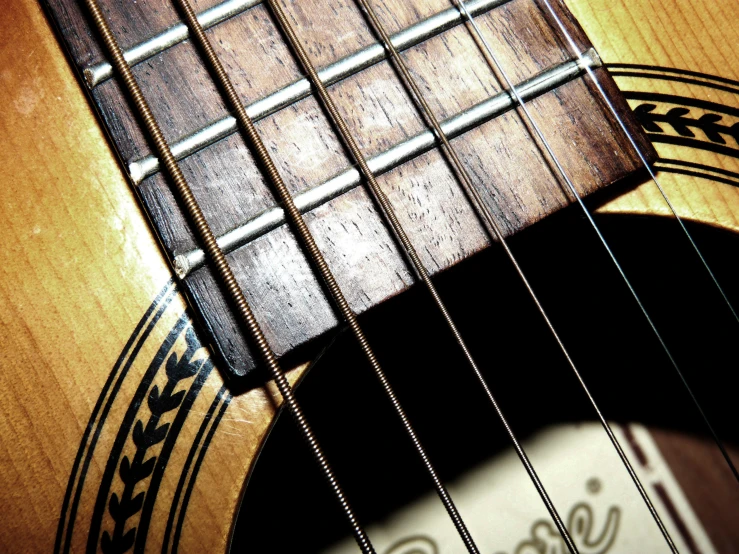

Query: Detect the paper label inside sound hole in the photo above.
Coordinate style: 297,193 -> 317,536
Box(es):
326,423 -> 715,554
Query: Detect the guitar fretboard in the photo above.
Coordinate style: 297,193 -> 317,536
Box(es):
44,0 -> 653,379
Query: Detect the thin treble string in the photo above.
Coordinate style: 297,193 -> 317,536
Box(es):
539,0 -> 739,328
456,0 -> 739,485
451,1 -> 686,549
172,0 -> 480,551
534,0 -> 739,483
350,0 -> 677,552
82,1 -> 375,552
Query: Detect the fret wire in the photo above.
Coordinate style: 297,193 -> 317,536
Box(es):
463,0 -> 739,485
173,55 -> 596,277
127,0 -> 514,184
80,1 -> 375,553
84,0 -> 261,88
354,0 -> 685,551
174,0 -> 479,551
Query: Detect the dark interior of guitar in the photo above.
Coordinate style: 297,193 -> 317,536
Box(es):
237,206 -> 739,552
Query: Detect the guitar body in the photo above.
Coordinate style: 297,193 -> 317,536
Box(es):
0,0 -> 737,552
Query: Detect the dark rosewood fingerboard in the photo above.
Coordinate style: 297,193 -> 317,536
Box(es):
43,0 -> 653,380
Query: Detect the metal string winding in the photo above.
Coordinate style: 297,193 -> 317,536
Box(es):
81,1 -> 375,552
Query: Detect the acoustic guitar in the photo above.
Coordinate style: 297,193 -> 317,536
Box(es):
1,0 -> 738,552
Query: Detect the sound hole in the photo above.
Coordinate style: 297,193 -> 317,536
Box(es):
235,206 -> 739,552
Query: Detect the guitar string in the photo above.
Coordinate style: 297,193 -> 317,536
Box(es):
457,0 -> 739,484
81,1 -> 376,552
350,0 -> 679,551
458,0 -> 739,536
172,0 -> 480,552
